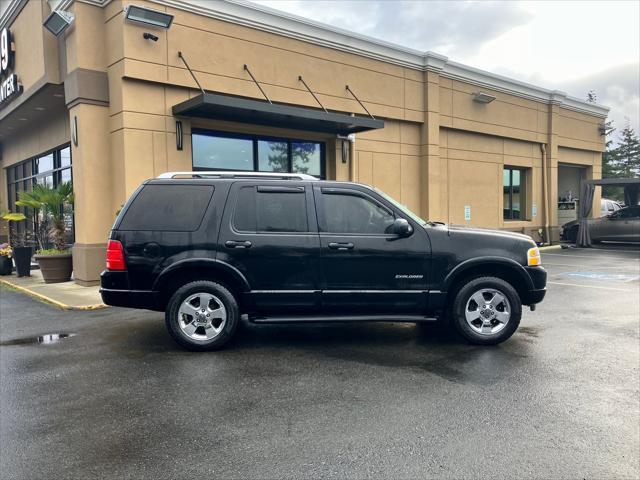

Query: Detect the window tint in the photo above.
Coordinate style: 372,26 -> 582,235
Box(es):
292,142 -> 321,176
192,130 -> 324,177
234,186 -> 308,233
503,167 -> 527,220
192,134 -> 253,171
615,207 -> 640,219
322,192 -> 395,234
257,140 -> 288,172
119,185 -> 214,231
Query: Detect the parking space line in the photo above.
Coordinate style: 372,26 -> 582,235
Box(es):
547,281 -> 636,292
544,263 -> 640,269
543,252 -> 640,261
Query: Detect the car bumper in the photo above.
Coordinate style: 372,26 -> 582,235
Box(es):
523,266 -> 547,305
100,270 -> 160,310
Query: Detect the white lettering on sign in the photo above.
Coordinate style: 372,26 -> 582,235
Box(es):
0,73 -> 19,105
0,27 -> 21,109
0,27 -> 14,75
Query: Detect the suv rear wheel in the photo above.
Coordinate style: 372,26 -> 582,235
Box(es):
165,281 -> 239,351
449,276 -> 521,345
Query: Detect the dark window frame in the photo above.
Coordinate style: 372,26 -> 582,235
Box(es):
192,129 -> 326,178
4,143 -> 73,243
318,188 -> 397,236
118,184 -> 215,232
503,167 -> 527,221
232,185 -> 310,234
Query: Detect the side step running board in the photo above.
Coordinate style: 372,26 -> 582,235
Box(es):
249,315 -> 438,324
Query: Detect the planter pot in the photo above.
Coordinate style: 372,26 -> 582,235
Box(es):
12,246 -> 32,277
0,256 -> 12,275
35,253 -> 73,283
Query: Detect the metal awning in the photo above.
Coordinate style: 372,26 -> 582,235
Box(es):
172,92 -> 384,135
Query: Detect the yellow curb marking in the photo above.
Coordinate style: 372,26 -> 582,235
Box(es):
0,278 -> 108,311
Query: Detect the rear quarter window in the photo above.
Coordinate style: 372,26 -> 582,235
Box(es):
118,184 -> 214,231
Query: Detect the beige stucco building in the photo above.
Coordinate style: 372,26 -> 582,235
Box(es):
0,0 -> 609,285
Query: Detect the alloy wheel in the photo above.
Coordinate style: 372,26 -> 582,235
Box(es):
464,288 -> 511,335
177,292 -> 227,341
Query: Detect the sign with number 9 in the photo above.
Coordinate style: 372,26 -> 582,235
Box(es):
1,28 -> 14,76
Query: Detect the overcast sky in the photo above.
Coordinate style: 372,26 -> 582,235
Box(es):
252,0 -> 639,143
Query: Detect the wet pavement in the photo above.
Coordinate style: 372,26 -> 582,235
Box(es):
1,247 -> 639,479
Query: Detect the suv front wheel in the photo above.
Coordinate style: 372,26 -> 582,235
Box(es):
165,281 -> 239,351
450,276 -> 521,345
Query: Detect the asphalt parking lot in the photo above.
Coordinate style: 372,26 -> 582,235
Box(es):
1,247 -> 639,479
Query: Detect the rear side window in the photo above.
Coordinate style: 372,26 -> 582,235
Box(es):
234,186 -> 308,233
119,184 -> 214,231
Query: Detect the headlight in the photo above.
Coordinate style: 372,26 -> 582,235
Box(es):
527,246 -> 541,266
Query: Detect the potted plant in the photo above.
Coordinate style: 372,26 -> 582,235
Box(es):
0,243 -> 12,275
16,182 -> 74,283
1,211 -> 28,276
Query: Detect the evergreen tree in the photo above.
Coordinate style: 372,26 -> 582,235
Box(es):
612,123 -> 640,178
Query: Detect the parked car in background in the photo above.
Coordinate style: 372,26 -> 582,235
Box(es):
561,205 -> 640,243
100,172 -> 547,351
561,198 -> 622,242
600,198 -> 623,216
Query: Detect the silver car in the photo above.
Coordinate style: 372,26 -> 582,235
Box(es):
562,206 -> 640,243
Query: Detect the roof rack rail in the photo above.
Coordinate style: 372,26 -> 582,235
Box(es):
157,171 -> 318,181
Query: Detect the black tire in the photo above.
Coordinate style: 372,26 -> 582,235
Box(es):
567,226 -> 578,243
165,280 -> 239,351
449,276 -> 521,345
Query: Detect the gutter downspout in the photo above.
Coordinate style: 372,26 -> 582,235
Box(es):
540,144 -> 550,245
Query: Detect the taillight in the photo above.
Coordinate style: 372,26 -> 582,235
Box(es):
106,240 -> 126,271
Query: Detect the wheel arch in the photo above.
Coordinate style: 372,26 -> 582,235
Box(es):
444,257 -> 533,306
153,259 -> 250,310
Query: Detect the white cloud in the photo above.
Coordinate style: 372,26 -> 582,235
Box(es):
252,0 -> 640,136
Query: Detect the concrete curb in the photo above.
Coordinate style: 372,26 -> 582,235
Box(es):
0,278 -> 108,311
538,244 -> 563,252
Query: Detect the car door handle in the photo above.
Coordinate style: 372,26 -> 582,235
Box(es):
225,240 -> 252,249
328,242 -> 354,250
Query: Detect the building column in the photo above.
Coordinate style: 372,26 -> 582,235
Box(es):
547,97 -> 561,242
69,102 -> 112,286
420,69 -> 443,220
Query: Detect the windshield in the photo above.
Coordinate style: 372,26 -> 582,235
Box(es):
374,188 -> 428,226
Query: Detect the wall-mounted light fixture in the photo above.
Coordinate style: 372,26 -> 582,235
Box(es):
472,91 -> 496,104
176,121 -> 183,150
143,32 -> 159,41
124,5 -> 174,29
43,10 -> 75,37
337,134 -> 355,164
72,116 -> 78,147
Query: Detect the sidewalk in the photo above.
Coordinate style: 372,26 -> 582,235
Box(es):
0,271 -> 107,310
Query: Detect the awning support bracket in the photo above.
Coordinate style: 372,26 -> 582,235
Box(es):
346,85 -> 375,119
298,76 -> 327,113
244,65 -> 272,104
177,51 -> 205,95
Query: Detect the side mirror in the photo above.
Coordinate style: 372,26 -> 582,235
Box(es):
391,218 -> 413,237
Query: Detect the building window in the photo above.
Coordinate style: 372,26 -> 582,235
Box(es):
5,145 -> 74,246
503,167 -> 527,220
192,130 -> 324,177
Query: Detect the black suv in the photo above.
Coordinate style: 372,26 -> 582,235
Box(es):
100,172 -> 546,350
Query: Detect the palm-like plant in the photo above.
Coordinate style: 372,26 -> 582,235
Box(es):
16,182 -> 74,252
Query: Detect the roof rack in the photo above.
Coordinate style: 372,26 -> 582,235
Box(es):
157,171 -> 318,181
